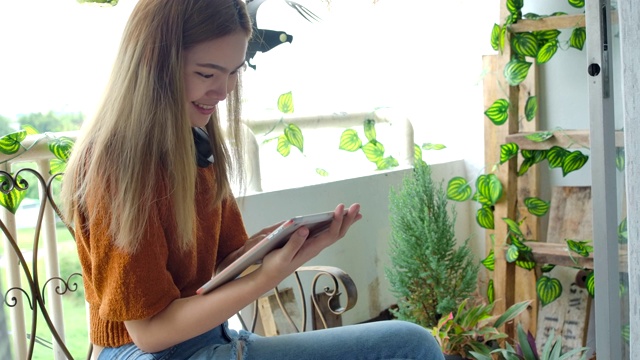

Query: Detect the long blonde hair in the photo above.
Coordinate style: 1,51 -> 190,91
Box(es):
62,0 -> 252,252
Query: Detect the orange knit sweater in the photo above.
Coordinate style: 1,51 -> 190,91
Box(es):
74,166 -> 248,347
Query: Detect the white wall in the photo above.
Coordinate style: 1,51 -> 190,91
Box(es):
237,160 -> 473,325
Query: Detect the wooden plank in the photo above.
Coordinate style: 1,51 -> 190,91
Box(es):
510,14 -> 585,33
505,130 -> 625,150
258,288 -> 301,336
546,187 -> 593,245
515,60 -> 539,335
509,12 -> 618,34
529,242 -> 594,269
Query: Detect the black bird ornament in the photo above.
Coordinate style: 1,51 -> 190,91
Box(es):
245,0 -> 321,69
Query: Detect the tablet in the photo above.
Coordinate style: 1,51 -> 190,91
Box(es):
197,210 -> 341,295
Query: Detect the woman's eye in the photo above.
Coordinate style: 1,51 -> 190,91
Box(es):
196,72 -> 213,79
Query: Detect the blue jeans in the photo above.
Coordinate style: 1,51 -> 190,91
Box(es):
98,320 -> 444,359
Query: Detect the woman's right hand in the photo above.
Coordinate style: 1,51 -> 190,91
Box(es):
255,203 -> 362,288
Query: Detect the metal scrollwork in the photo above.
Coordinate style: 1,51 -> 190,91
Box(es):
3,287 -> 34,310
41,273 -> 83,303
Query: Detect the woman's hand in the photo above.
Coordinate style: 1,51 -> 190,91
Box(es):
216,221 -> 284,273
256,203 -> 362,288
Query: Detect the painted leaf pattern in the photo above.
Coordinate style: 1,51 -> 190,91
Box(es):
586,271 -> 595,297
547,146 -> 568,169
0,174 -> 27,214
524,197 -> 550,217
277,135 -> 291,157
541,264 -> 555,273
0,130 -> 27,155
491,24 -> 501,51
504,59 -> 532,86
446,177 -> 472,202
503,217 -> 524,237
487,279 -> 495,304
339,129 -> 362,152
568,0 -> 585,8
525,131 -> 553,142
537,276 -> 563,306
566,239 -> 592,257
284,124 -> 304,152
422,143 -> 446,150
476,174 -> 503,205
500,143 -> 519,164
515,251 -> 536,270
477,206 -> 495,230
570,27 -> 586,50
482,249 -> 495,271
363,119 -> 376,142
485,99 -> 510,125
618,217 -> 628,244
562,151 -> 589,176
277,91 -> 294,114
512,33 -> 539,58
525,96 -> 538,122
414,144 -> 423,163
48,136 -> 75,162
537,40 -> 559,64
616,147 -> 625,171
506,245 -> 519,263
362,141 -> 385,163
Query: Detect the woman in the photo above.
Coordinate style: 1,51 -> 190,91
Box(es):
62,0 -> 444,359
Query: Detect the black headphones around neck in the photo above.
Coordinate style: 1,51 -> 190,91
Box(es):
192,127 -> 214,168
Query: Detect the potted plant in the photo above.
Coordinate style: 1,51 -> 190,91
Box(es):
470,323 -> 590,360
386,160 -> 479,329
431,297 -> 530,359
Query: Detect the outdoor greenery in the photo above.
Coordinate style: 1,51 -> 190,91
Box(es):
386,160 -> 478,329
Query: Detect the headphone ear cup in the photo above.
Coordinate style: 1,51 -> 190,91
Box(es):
192,127 -> 214,167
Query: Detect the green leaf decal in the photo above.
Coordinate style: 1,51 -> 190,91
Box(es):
339,129 -> 362,152
518,158 -> 534,176
547,146 -> 569,169
476,174 -> 503,205
534,29 -> 561,43
525,96 -> 538,122
376,156 -> 398,170
570,27 -> 586,50
562,151 -> 589,176
277,135 -> 291,157
510,234 -> 531,251
506,0 -> 523,14
525,131 -> 553,142
500,143 -> 519,164
414,144 -> 423,163
0,130 -> 27,155
362,141 -> 385,163
422,143 -> 446,150
504,59 -> 532,86
515,250 -> 536,270
512,33 -> 539,58
522,149 -> 548,164
622,324 -> 630,344
363,119 -> 376,142
477,206 -> 495,230
48,136 -> 75,162
21,125 -> 39,135
523,13 -> 542,20
50,159 -> 67,176
499,26 -> 507,52
524,197 -> 550,216
484,99 -> 510,125
284,124 -> 303,152
506,245 -> 519,263
618,217 -> 628,244
482,249 -> 495,271
446,177 -> 472,202
316,168 -> 329,176
568,0 -> 585,8
487,279 -> 495,304
537,276 -> 563,306
0,174 -> 27,214
586,271 -> 594,297
503,217 -> 524,237
277,91 -> 294,114
491,24 -> 501,51
616,147 -> 625,171
541,264 -> 555,273
537,40 -> 558,64
566,239 -> 592,257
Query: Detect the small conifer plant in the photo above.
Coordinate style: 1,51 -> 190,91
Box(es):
386,160 -> 478,328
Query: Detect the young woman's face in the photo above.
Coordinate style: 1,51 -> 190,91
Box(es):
183,31 -> 248,128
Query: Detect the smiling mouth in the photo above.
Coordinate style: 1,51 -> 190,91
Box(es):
193,101 -> 216,110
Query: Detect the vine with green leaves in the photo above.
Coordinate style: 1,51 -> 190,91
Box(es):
0,127 -> 74,214
445,0 -> 628,342
266,91 -> 446,174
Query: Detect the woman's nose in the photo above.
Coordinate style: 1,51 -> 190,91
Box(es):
207,80 -> 229,101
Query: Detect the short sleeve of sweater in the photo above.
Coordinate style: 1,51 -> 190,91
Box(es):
86,194 -> 180,322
